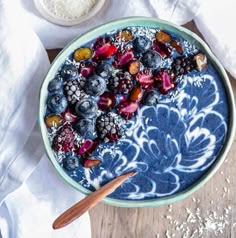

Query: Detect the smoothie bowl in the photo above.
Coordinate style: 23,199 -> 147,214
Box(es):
39,17 -> 235,207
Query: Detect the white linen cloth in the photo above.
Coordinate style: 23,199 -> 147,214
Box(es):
0,0 -> 235,238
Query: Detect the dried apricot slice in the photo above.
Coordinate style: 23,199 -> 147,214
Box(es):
73,47 -> 92,62
45,114 -> 63,128
156,30 -> 171,43
128,60 -> 140,75
118,30 -> 133,42
170,40 -> 183,54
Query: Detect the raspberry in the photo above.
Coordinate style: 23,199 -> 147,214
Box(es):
52,125 -> 75,152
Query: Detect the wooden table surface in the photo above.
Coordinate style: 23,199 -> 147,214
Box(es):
47,21 -> 236,238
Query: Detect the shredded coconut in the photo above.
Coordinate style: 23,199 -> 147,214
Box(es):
40,0 -> 97,20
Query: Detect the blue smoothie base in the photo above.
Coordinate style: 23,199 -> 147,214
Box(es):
66,64 -> 229,200
51,27 -> 229,201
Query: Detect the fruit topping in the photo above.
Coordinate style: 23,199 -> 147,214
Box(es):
194,53 -> 207,71
156,30 -> 171,43
143,90 -> 159,106
94,43 -> 117,60
78,138 -> 99,156
108,71 -> 133,94
154,69 -> 176,95
84,157 -> 101,168
73,47 -> 92,62
72,118 -> 95,137
63,154 -> 79,171
153,40 -> 171,58
79,62 -> 95,77
142,50 -> 162,69
96,62 -> 113,78
133,36 -> 152,53
61,108 -> 77,123
75,98 -> 98,119
116,50 -> 134,66
136,70 -> 154,89
170,40 -> 183,54
117,101 -> 139,120
83,74 -> 106,96
117,29 -> 133,42
48,75 -> 63,93
96,113 -> 122,142
45,114 -> 63,128
171,56 -> 195,76
60,64 -> 78,81
64,79 -> 85,104
97,92 -> 116,111
47,93 -> 68,114
128,60 -> 140,75
53,125 -> 75,152
129,86 -> 143,102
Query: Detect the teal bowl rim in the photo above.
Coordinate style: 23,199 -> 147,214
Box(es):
38,16 -> 235,208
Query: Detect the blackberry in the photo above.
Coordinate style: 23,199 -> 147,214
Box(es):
64,79 -> 86,104
171,56 -> 196,76
108,71 -> 133,94
96,113 -> 123,142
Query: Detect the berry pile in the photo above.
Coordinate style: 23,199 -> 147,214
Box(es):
44,27 -> 208,171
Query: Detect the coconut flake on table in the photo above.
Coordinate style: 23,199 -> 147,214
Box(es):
40,0 -> 97,20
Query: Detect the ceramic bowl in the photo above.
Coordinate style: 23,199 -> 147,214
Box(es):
38,17 -> 235,207
34,0 -> 105,26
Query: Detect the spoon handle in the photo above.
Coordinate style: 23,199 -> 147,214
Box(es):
53,171 -> 135,229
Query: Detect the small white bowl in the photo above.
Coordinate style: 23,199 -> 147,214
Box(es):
34,0 -> 105,26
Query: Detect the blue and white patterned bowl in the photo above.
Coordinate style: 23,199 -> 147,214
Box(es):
38,17 -> 235,207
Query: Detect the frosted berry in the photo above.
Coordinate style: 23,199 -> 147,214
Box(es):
171,56 -> 196,76
75,98 -> 98,118
142,50 -> 162,69
47,93 -> 68,114
48,75 -> 63,93
60,64 -> 78,81
72,118 -> 95,137
96,62 -> 113,78
154,69 -> 176,95
96,113 -> 122,142
108,72 -> 133,94
63,154 -> 79,171
136,70 -> 154,89
64,79 -> 85,104
53,125 -> 75,152
133,36 -> 152,53
83,75 -> 106,96
117,101 -> 139,120
143,90 -> 159,106
78,138 -> 99,156
97,92 -> 116,111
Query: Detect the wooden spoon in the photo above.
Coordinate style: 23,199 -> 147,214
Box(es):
53,171 -> 136,229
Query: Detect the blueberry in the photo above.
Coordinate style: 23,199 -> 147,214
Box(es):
96,62 -> 113,78
47,93 -> 68,113
143,90 -> 159,106
60,64 -> 78,81
133,36 -> 152,53
48,75 -> 63,93
142,50 -> 162,69
83,75 -> 106,96
73,118 -> 95,136
75,98 -> 98,118
63,155 -> 79,171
